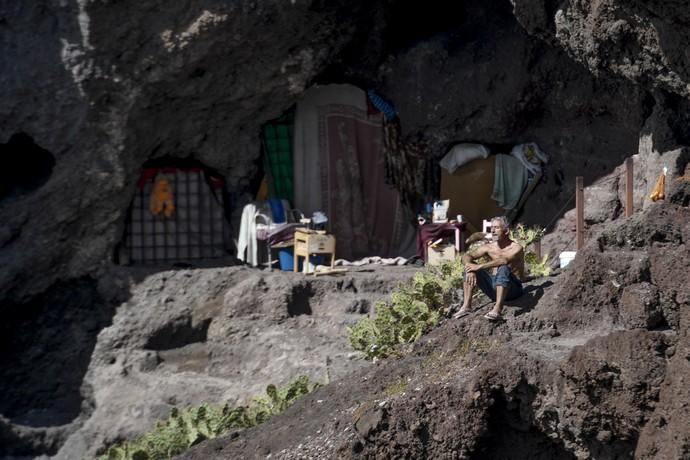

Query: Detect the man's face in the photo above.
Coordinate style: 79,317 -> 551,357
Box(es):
491,221 -> 506,241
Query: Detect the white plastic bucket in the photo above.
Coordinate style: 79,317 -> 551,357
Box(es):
559,251 -> 577,268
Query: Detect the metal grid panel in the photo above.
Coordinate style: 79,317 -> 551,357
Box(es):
123,169 -> 228,264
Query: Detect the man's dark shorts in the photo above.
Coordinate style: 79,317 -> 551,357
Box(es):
472,265 -> 523,301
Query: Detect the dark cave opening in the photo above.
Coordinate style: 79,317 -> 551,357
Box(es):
0,132 -> 55,201
455,140 -> 516,155
0,277 -> 116,452
383,0 -> 490,53
471,384 -> 577,460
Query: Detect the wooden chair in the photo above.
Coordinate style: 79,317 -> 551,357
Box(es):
482,219 -> 492,239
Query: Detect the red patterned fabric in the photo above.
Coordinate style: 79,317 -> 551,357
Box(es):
318,106 -> 404,260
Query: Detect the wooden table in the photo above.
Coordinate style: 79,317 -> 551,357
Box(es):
293,228 -> 336,273
416,222 -> 466,263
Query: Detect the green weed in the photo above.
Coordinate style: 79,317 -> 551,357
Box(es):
97,375 -> 319,460
348,258 -> 464,360
510,223 -> 551,278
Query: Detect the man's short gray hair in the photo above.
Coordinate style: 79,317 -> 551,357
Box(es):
491,216 -> 509,230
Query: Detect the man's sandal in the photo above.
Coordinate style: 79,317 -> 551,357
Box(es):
454,308 -> 472,319
484,311 -> 503,322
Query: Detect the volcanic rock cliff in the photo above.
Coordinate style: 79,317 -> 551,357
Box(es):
1,0 -> 689,458
4,0 -> 689,303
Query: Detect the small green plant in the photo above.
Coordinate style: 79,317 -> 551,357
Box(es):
525,252 -> 551,277
97,376 -> 320,460
348,257 -> 464,360
510,223 -> 551,278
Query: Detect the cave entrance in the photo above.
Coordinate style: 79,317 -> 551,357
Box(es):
119,158 -> 231,265
0,132 -> 55,201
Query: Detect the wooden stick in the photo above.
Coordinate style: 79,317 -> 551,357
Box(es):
313,268 -> 348,276
625,157 -> 633,217
576,176 -> 584,250
429,238 -> 444,248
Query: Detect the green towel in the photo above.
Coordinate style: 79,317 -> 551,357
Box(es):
491,154 -> 528,209
262,109 -> 295,203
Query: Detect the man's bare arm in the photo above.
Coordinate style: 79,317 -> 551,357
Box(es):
477,244 -> 523,270
462,244 -> 489,264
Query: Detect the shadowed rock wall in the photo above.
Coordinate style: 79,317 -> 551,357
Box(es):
0,0 -> 373,302
3,0 -> 688,302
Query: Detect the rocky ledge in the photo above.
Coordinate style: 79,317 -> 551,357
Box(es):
180,181 -> 690,459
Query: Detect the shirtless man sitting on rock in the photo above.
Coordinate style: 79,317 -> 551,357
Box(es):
454,216 -> 524,321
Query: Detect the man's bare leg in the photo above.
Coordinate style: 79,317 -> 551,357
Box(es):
452,279 -> 475,318
487,285 -> 508,318
459,280 -> 474,313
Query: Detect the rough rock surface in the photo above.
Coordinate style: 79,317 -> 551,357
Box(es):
0,264 -> 418,459
180,181 -> 690,460
2,0 -> 686,304
0,0 -> 375,302
2,0 -> 690,459
377,0 -> 649,227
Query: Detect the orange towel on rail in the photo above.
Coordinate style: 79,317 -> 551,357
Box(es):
150,177 -> 175,217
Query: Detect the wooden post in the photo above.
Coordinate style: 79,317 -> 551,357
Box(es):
576,176 -> 584,250
625,157 -> 634,217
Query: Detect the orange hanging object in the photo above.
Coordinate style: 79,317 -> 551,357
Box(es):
150,176 -> 175,218
649,172 -> 666,202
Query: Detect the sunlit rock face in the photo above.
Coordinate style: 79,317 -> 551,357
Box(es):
513,0 -> 690,98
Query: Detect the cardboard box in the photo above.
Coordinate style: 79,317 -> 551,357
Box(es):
427,244 -> 456,266
440,156 -> 503,234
